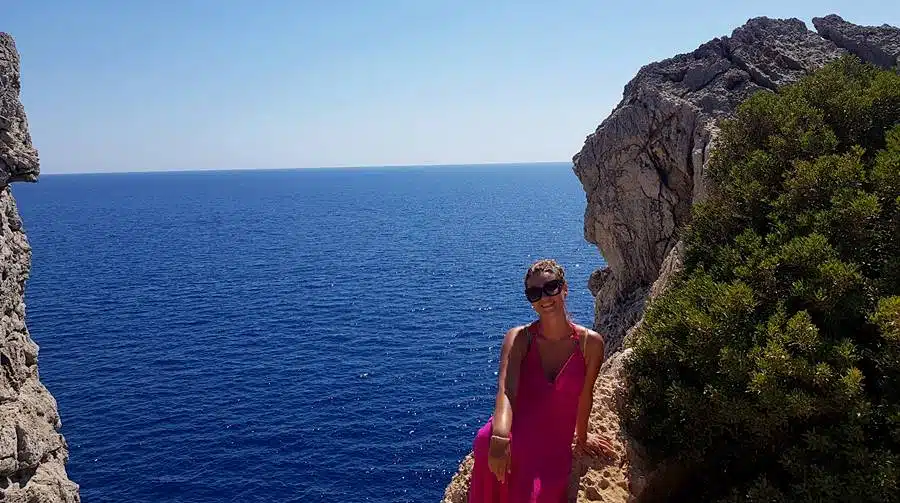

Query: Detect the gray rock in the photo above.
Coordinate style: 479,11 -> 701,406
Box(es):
814,14 -> 900,69
572,15 -> 900,355
0,33 -> 79,503
0,33 -> 38,185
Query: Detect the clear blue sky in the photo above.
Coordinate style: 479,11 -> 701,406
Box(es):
4,1 -> 898,174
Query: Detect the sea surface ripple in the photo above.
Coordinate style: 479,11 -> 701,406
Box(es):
13,164 -> 606,503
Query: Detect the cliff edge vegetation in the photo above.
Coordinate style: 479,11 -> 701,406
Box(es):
623,55 -> 900,502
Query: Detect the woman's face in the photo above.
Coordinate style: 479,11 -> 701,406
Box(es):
525,271 -> 567,317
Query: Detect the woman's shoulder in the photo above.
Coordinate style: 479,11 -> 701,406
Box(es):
571,323 -> 606,356
502,323 -> 531,342
500,323 -> 534,353
569,322 -> 601,339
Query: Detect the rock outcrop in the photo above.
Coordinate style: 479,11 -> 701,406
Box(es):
0,33 -> 80,502
442,14 -> 900,502
575,14 -> 900,357
814,14 -> 900,69
574,16 -> 852,356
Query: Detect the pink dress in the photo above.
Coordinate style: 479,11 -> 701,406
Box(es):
468,321 -> 585,503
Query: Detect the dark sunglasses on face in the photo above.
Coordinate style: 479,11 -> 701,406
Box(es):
525,279 -> 564,303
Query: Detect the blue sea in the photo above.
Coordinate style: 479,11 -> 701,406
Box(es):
11,163 -> 606,503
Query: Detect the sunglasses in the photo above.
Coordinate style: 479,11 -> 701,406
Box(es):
525,279 -> 564,303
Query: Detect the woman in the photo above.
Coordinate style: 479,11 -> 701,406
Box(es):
468,259 -> 615,503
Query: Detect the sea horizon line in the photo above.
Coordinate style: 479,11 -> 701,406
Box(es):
35,160 -> 574,177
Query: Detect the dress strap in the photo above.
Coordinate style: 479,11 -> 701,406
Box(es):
522,322 -> 536,348
568,321 -> 589,359
521,322 -> 539,364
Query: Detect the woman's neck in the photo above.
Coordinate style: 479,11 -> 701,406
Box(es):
538,313 -> 571,341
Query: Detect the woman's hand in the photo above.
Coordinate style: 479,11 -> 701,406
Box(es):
573,432 -> 617,459
487,434 -> 511,482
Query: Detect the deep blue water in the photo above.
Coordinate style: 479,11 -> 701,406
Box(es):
11,163 -> 606,503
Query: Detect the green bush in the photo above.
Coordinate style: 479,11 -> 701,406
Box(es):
622,55 -> 900,502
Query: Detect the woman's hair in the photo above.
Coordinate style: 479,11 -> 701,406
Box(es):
524,258 -> 566,287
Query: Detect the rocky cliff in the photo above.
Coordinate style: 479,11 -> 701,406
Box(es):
576,14 -> 900,357
442,14 -> 900,502
0,34 -> 80,502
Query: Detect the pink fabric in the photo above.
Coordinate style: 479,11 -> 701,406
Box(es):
468,321 -> 585,503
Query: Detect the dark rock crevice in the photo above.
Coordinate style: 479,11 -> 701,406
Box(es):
720,40 -> 779,92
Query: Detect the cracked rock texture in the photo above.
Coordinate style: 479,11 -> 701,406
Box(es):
814,14 -> 900,69
0,33 -> 79,502
442,14 -> 900,502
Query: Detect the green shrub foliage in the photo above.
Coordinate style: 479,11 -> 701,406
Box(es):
622,56 -> 900,502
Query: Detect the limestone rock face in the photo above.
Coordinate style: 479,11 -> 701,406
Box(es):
439,453 -> 473,503
572,15 -> 900,355
567,348 -> 640,502
0,34 -> 38,186
0,34 -> 80,502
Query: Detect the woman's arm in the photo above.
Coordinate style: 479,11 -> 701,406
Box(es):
574,327 -> 605,445
491,325 -> 528,438
487,326 -> 528,482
